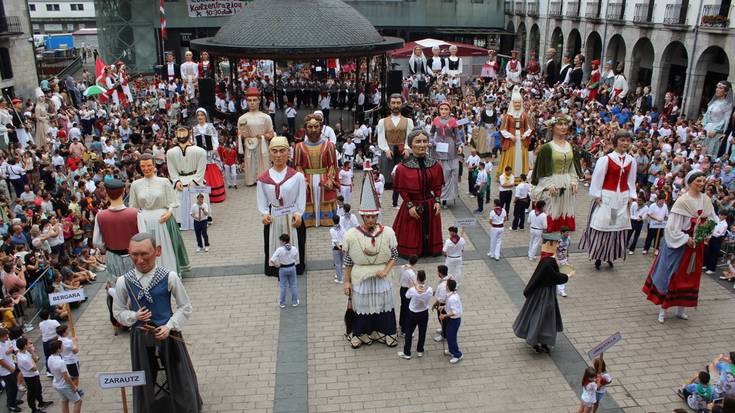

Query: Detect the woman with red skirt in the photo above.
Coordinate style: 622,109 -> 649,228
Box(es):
193,108 -> 226,203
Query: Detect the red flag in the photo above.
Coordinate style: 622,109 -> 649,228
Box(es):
95,57 -> 106,82
160,0 -> 167,39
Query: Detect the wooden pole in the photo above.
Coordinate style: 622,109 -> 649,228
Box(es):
121,387 -> 129,413
66,303 -> 76,337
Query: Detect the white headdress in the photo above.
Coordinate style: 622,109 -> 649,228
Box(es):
507,86 -> 524,117
195,107 -> 208,120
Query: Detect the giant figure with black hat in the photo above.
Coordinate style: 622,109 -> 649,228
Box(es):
238,87 -> 274,186
342,172 -> 399,348
113,232 -> 202,413
257,136 -> 307,276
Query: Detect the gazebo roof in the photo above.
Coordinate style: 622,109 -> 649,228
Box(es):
190,0 -> 403,59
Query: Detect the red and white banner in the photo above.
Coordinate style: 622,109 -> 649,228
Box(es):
186,0 -> 250,18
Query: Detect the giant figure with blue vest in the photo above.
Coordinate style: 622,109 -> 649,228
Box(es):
112,232 -> 202,413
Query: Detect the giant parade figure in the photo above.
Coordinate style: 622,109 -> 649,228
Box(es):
192,108 -> 226,203
293,114 -> 339,228
376,94 -> 414,188
393,128 -> 444,257
430,101 -> 462,206
238,87 -> 274,186
497,87 -> 531,181
166,127 -> 208,232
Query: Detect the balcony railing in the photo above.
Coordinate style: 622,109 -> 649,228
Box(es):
527,0 -> 539,15
565,1 -> 580,17
0,16 -> 23,35
633,2 -> 652,22
505,0 -> 513,14
515,1 -> 526,15
586,1 -> 601,18
606,2 -> 624,19
550,1 -> 563,16
701,4 -> 730,27
664,3 -> 686,24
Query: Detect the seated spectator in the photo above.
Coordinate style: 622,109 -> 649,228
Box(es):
709,352 -> 735,399
680,371 -> 715,412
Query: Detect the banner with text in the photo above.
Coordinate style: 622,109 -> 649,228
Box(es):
187,0 -> 250,18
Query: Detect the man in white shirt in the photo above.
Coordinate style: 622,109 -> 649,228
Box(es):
0,328 -> 21,411
342,136 -> 356,166
285,103 -> 297,135
313,110 -> 336,144
512,174 -> 531,230
270,233 -> 301,308
190,193 -> 210,253
643,197 -> 668,255
465,148 -> 481,196
442,226 -> 465,284
627,196 -> 648,254
498,166 -> 515,217
527,200 -> 548,260
39,309 -> 60,377
338,164 -> 353,204
488,199 -> 506,261
473,161 -> 489,213
704,210 -> 729,274
16,337 -> 52,411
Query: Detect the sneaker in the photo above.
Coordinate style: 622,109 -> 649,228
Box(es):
279,304 -> 286,309
204,247 -> 209,252
397,351 -> 411,360
444,350 -> 451,356
433,335 -> 444,342
528,257 -> 535,261
292,300 -> 300,307
720,275 -> 729,280
705,270 -> 715,275
676,312 -> 688,320
494,257 -> 500,261
628,250 -> 634,255
642,250 -> 648,255
657,312 -> 665,324
46,372 -> 53,378
560,291 -> 567,297
449,355 -> 463,364
334,278 -> 341,283
417,352 -> 424,358
486,252 -> 492,257
195,247 -> 201,253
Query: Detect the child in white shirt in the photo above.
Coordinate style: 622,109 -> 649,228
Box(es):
443,226 -> 465,284
488,199 -> 506,260
338,163 -> 353,204
440,279 -> 463,364
398,255 -> 418,336
527,200 -> 548,260
329,216 -> 345,284
339,204 -> 359,233
269,233 -> 300,308
398,270 -> 433,360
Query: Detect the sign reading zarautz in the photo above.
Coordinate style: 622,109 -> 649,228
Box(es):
187,0 -> 250,17
48,289 -> 86,306
98,371 -> 147,389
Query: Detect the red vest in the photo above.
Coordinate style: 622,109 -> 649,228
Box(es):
96,207 -> 140,251
602,155 -> 631,193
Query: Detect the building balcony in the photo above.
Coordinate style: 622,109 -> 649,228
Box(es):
515,1 -> 526,15
565,1 -> 580,18
664,3 -> 686,24
550,1 -> 563,16
527,0 -> 539,16
633,2 -> 652,22
585,1 -> 601,19
505,0 -> 514,15
701,4 -> 730,27
606,2 -> 625,20
0,16 -> 23,37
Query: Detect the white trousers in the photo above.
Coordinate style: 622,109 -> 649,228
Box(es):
488,228 -> 503,259
332,249 -> 344,281
445,256 -> 462,284
528,228 -> 543,259
223,164 -> 238,187
340,185 -> 352,205
557,283 -> 566,294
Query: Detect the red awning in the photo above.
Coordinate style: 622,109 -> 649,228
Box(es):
388,38 -> 489,58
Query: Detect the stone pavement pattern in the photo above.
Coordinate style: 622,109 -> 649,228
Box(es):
26,171 -> 734,413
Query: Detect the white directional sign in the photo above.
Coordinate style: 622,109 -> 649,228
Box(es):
98,371 -> 147,389
48,289 -> 86,306
454,218 -> 477,227
588,332 -> 622,360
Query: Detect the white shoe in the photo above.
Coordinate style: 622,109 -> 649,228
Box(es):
280,304 -> 286,309
642,250 -> 648,255
435,327 -> 442,333
657,310 -> 665,323
628,250 -> 634,255
560,291 -> 567,297
705,270 -> 715,274
397,351 -> 411,360
676,311 -> 688,320
292,300 -> 300,307
195,247 -> 201,253
205,246 -> 209,252
449,355 -> 463,364
434,335 -> 444,342
417,352 -> 424,358
444,350 -> 451,356
334,278 -> 341,283
486,252 -> 492,257
528,256 -> 535,261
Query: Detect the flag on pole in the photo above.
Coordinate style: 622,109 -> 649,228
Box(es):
160,0 -> 167,39
94,57 -> 110,103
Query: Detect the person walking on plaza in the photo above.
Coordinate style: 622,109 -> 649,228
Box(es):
443,226 -> 465,284
498,166 -> 515,216
190,194 -> 210,253
16,337 -> 53,413
439,278 -> 463,364
330,215 -> 345,284
47,339 -> 82,413
473,161 -> 489,213
433,265 -> 450,342
398,255 -> 418,336
0,328 -> 22,412
642,195 -> 668,255
704,210 -> 728,274
39,309 -> 60,378
488,199 -> 506,261
270,233 -> 300,308
528,200 -> 548,260
398,270 -> 433,360
512,174 -> 531,230
218,140 -> 239,189
513,232 -> 570,353
556,227 -> 573,298
57,325 -> 81,393
338,162 -> 353,204
627,194 -> 648,254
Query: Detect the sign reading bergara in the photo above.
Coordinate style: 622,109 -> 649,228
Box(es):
187,0 -> 251,17
97,371 -> 147,389
48,289 -> 86,306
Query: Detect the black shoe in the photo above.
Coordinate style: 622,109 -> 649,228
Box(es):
594,259 -> 601,270
607,261 -> 614,268
540,344 -> 551,353
39,401 -> 53,408
533,344 -> 543,353
8,406 -> 21,412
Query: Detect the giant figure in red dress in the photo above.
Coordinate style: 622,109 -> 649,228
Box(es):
392,128 -> 444,257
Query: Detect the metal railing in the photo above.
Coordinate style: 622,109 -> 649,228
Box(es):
505,0 -> 514,14
701,4 -> 729,26
586,1 -> 601,18
664,3 -> 685,24
0,16 -> 22,35
515,0 -> 526,14
527,0 -> 540,15
633,2 -> 651,22
606,2 -> 625,19
550,1 -> 563,16
565,1 -> 580,17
